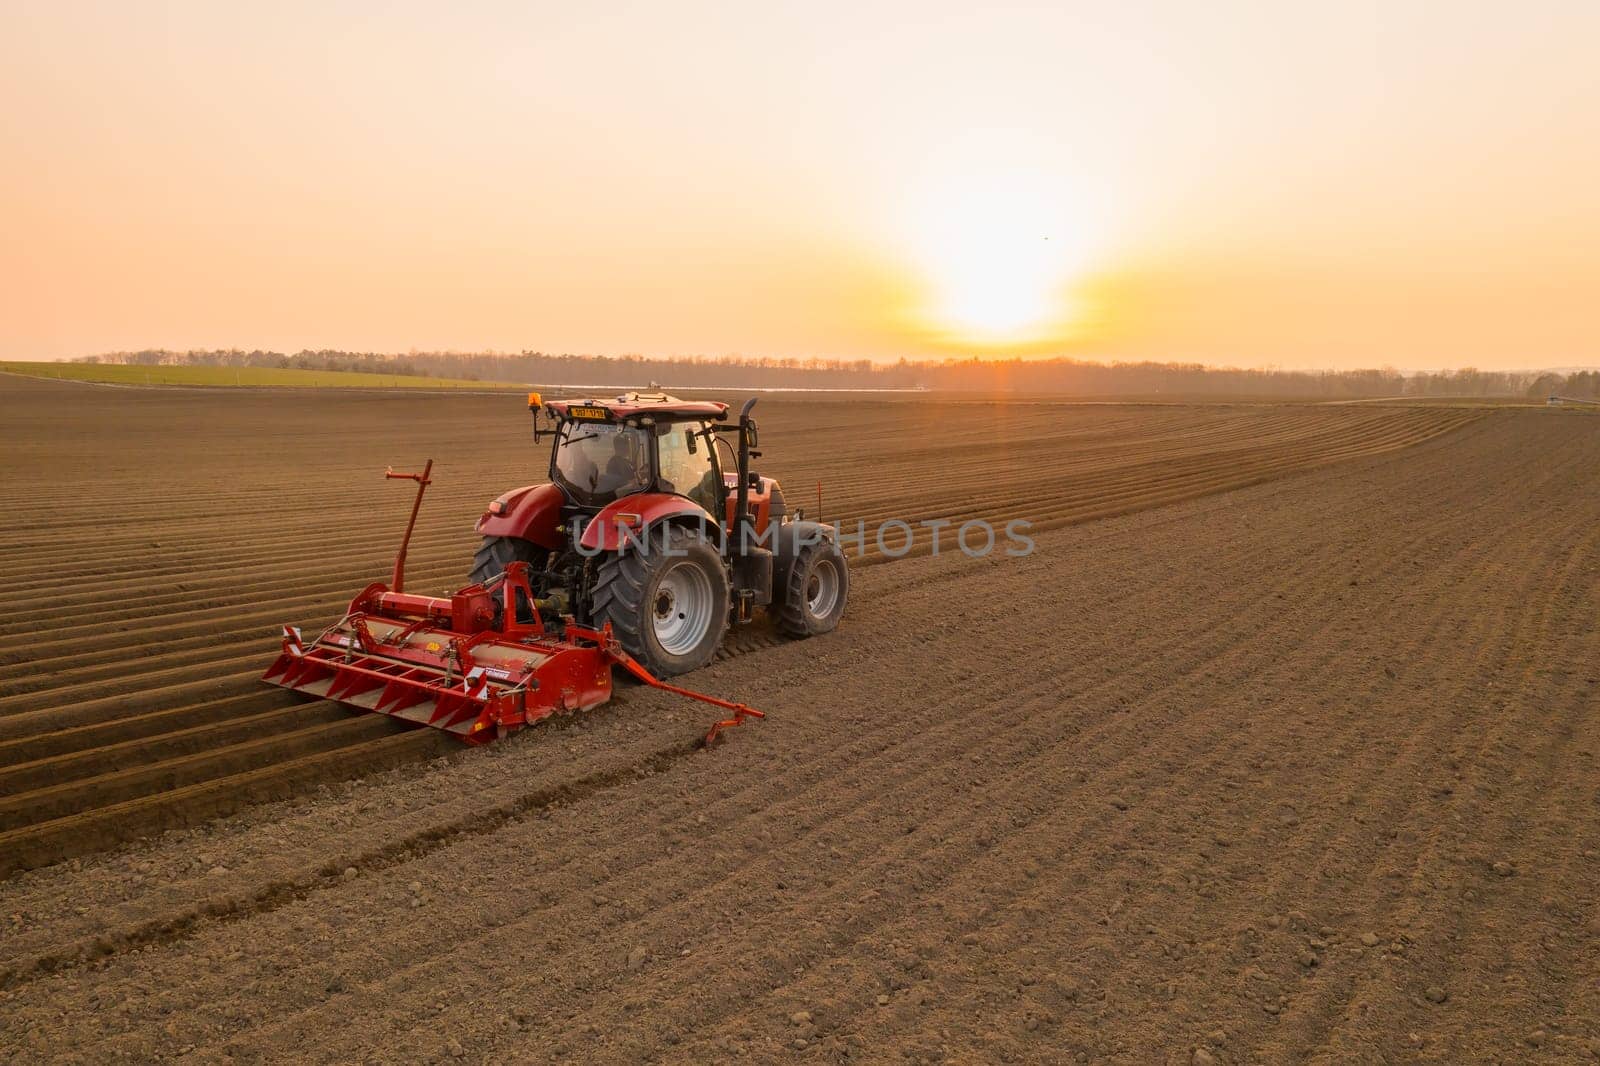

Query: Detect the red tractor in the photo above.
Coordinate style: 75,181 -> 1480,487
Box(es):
470,390 -> 848,677
264,390 -> 845,745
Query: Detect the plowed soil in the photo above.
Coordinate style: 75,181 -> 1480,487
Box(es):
2,375 -> 1596,1064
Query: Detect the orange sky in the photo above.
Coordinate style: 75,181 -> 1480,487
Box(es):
2,1 -> 1596,370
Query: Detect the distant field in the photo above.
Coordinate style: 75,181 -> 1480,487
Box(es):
0,360 -> 519,390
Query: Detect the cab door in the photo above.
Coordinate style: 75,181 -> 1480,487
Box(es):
655,421 -> 722,517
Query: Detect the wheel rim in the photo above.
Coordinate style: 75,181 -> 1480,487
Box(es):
652,560 -> 716,656
805,558 -> 840,618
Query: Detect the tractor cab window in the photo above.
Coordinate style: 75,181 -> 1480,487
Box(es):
656,422 -> 721,515
553,421 -> 650,505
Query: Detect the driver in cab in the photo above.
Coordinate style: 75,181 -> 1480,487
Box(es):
596,433 -> 648,495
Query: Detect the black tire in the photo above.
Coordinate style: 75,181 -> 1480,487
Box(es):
776,539 -> 848,638
590,524 -> 729,677
469,536 -> 547,586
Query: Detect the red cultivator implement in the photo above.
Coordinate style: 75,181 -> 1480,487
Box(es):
263,461 -> 763,746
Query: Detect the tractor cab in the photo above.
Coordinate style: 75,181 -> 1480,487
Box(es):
539,392 -> 756,526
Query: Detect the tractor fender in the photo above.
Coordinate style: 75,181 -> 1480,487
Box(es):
578,493 -> 723,553
767,520 -> 840,593
474,483 -> 565,550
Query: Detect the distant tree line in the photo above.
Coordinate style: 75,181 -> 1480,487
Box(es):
1524,370 -> 1600,401
77,349 -> 1600,399
80,349 -> 431,378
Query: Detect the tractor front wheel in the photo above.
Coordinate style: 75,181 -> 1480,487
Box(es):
591,524 -> 730,677
776,539 -> 848,638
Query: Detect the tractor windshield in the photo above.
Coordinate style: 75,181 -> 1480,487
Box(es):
552,421 -> 651,505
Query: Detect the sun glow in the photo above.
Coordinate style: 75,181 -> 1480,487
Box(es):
906,170 -> 1098,348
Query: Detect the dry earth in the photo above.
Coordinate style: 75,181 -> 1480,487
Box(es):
0,376 -> 1596,1064
0,379 -> 1472,876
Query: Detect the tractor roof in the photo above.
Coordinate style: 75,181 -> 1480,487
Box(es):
546,391 -> 730,422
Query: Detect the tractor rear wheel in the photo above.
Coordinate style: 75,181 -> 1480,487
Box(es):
591,524 -> 729,677
776,539 -> 848,638
469,535 -> 548,586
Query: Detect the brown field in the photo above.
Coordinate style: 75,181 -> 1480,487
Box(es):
1,375 -> 1596,1063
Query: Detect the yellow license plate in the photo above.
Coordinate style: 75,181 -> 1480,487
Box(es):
568,405 -> 609,420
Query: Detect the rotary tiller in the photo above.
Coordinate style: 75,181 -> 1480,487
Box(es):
263,460 -> 762,746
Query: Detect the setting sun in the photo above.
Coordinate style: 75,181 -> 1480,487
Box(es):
901,168 -> 1100,349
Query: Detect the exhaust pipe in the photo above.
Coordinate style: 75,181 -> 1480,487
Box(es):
733,397 -> 758,555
